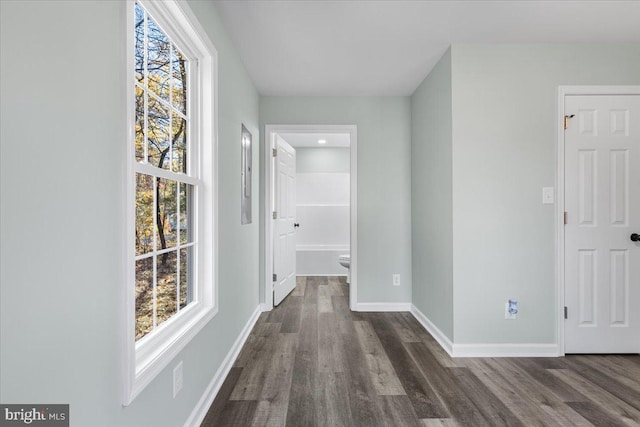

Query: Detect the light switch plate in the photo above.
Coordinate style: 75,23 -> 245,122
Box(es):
542,187 -> 554,205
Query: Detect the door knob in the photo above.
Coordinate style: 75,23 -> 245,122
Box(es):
632,233 -> 640,242
294,223 -> 300,228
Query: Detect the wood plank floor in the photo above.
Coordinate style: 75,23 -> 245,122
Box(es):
201,276 -> 640,426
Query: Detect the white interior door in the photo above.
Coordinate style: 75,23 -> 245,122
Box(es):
273,136 -> 297,306
565,94 -> 640,353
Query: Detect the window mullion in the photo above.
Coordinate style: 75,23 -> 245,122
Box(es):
143,10 -> 149,164
155,242 -> 194,256
134,162 -> 199,186
176,181 -> 181,312
152,176 -> 158,329
134,242 -> 194,262
152,253 -> 157,330
169,44 -> 174,174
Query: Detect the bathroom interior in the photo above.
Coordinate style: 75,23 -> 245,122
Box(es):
278,132 -> 351,294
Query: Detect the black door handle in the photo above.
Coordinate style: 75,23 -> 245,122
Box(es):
632,233 -> 640,242
294,223 -> 300,228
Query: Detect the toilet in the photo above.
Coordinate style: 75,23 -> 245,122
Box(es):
339,254 -> 350,284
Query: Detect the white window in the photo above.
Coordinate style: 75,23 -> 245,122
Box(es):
124,0 -> 217,405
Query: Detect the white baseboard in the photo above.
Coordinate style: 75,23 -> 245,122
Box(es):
451,343 -> 560,358
410,304 -> 454,356
355,302 -> 412,312
410,304 -> 559,358
260,303 -> 271,312
183,305 -> 261,427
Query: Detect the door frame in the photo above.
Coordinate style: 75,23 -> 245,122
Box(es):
263,124 -> 358,311
556,85 -> 640,356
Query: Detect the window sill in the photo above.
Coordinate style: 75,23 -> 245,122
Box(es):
124,302 -> 217,406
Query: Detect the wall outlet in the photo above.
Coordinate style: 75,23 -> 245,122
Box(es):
173,361 -> 183,398
505,300 -> 518,320
393,274 -> 401,287
542,187 -> 554,204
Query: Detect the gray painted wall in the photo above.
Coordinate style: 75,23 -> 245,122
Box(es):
0,1 -> 260,426
411,44 -> 640,345
296,147 -> 350,173
411,48 -> 454,340
451,45 -> 640,344
260,97 -> 412,304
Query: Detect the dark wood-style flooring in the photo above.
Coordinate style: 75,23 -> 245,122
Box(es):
201,276 -> 640,426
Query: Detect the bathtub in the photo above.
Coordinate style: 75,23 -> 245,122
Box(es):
295,203 -> 349,276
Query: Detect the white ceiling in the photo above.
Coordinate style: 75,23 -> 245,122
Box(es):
279,132 -> 351,148
213,0 -> 640,96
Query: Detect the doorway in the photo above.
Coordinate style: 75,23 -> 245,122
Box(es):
264,125 -> 357,311
558,86 -> 640,354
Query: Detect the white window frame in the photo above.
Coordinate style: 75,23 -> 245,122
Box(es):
123,0 -> 218,405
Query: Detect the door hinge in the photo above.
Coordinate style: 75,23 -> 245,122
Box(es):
272,148 -> 277,157
273,273 -> 277,282
564,211 -> 568,225
272,211 -> 277,219
564,114 -> 575,130
564,306 -> 568,319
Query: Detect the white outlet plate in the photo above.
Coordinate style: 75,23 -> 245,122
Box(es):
173,361 -> 183,398
505,302 -> 517,320
393,274 -> 400,287
542,187 -> 554,204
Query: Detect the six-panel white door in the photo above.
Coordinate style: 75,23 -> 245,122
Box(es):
273,136 -> 297,306
565,94 -> 640,353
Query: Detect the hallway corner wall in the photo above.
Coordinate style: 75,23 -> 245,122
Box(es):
410,48 -> 454,341
259,97 -> 412,305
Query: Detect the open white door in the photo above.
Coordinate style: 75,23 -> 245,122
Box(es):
273,136 -> 297,306
564,94 -> 640,353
